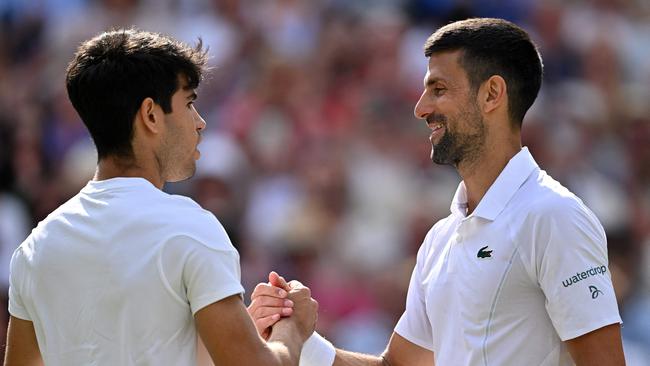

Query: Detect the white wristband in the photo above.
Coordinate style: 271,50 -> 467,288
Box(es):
299,331 -> 336,366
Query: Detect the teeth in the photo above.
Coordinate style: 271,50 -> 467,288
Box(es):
432,123 -> 442,130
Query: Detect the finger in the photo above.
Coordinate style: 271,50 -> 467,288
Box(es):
269,271 -> 291,291
255,313 -> 280,334
286,281 -> 311,299
251,282 -> 288,300
287,280 -> 305,290
253,305 -> 294,318
251,296 -> 294,309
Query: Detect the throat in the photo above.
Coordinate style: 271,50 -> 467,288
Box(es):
459,150 -> 517,215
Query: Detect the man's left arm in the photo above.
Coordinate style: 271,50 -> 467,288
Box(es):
530,199 -> 624,364
4,316 -> 43,366
566,323 -> 625,366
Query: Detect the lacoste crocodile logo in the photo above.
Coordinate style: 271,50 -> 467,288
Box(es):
477,246 -> 493,259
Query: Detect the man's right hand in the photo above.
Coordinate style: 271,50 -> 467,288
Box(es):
249,272 -> 318,341
248,272 -> 434,366
275,279 -> 319,342
248,272 -> 295,339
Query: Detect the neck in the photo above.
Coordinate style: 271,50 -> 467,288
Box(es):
94,155 -> 165,190
457,137 -> 521,215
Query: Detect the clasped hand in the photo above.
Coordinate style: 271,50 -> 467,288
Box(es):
247,271 -> 317,341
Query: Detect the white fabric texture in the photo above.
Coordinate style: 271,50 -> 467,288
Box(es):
394,147 -> 621,366
299,331 -> 336,366
9,177 -> 244,366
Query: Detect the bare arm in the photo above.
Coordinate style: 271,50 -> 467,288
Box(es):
249,275 -> 433,366
333,332 -> 433,366
566,323 -> 625,366
4,316 -> 44,366
196,282 -> 317,366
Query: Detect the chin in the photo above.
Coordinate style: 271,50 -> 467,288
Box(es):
431,150 -> 453,166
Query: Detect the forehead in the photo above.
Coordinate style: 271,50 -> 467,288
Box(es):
424,50 -> 469,86
173,75 -> 195,96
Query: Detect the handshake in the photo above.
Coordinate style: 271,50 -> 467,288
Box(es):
246,271 -> 337,365
247,271 -> 316,341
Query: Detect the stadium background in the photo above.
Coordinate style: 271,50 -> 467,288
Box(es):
0,0 -> 649,364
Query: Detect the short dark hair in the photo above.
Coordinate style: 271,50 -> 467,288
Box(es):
66,29 -> 208,159
424,18 -> 543,127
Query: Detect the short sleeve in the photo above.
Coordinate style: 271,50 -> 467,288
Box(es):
394,236 -> 434,351
8,246 -> 31,320
160,234 -> 244,315
533,199 -> 621,341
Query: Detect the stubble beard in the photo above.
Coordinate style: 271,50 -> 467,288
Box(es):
159,126 -> 197,183
430,104 -> 486,168
165,149 -> 196,182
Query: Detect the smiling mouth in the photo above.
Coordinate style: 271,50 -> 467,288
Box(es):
428,123 -> 445,143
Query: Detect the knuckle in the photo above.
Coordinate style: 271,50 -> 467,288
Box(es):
253,283 -> 267,294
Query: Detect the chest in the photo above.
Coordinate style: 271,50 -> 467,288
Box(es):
422,219 -> 538,341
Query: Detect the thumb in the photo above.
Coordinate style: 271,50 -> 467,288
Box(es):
269,271 -> 291,291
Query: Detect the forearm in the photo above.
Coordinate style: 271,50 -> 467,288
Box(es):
267,320 -> 306,365
333,349 -> 390,366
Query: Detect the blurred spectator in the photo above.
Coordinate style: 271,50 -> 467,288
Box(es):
1,0 -> 649,363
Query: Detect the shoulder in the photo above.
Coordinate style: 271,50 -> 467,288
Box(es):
423,214 -> 456,244
163,194 -> 219,228
524,170 -> 601,228
10,237 -> 35,275
417,214 -> 456,260
158,194 -> 235,253
516,170 -> 606,250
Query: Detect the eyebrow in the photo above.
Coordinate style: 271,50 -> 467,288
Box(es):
424,77 -> 446,88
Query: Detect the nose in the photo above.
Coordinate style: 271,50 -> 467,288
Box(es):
194,108 -> 206,131
414,90 -> 431,120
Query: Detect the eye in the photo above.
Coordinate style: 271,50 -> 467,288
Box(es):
187,101 -> 194,109
433,87 -> 446,96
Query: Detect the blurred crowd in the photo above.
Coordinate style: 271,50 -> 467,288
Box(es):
0,0 -> 649,363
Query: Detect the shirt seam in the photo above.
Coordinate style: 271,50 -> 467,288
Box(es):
157,241 -> 191,308
482,246 -> 519,366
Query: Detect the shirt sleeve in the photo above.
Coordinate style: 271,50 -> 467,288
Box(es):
160,233 -> 245,316
8,246 -> 31,321
394,233 -> 434,351
533,198 -> 621,341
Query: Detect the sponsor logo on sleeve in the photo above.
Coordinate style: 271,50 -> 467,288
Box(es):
589,285 -> 603,299
561,265 -> 607,288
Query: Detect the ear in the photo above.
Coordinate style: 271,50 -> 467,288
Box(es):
137,97 -> 163,134
478,75 -> 507,115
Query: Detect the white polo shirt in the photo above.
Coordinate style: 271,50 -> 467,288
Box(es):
395,147 -> 621,366
9,177 -> 244,365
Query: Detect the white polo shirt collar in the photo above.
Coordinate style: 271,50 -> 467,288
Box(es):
450,147 -> 538,221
